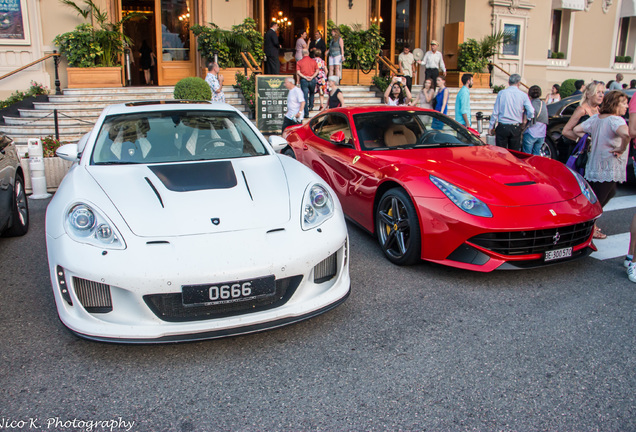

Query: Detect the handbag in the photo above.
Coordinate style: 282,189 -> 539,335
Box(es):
566,133 -> 590,176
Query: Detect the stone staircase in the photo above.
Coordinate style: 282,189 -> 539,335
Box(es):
1,85 -> 497,156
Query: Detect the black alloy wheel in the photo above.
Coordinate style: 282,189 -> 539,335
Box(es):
4,173 -> 29,237
375,188 -> 421,265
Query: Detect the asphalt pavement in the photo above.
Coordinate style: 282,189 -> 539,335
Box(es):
1,194 -> 635,432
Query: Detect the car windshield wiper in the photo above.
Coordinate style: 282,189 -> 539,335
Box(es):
93,161 -> 142,165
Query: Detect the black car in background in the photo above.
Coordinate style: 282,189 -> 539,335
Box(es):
0,134 -> 29,237
545,89 -> 635,162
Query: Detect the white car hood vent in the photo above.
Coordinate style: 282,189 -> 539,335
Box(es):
148,161 -> 237,192
87,157 -> 291,237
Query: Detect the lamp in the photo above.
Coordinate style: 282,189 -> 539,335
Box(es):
348,0 -> 353,9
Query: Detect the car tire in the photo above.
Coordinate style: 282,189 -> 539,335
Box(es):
375,188 -> 421,266
4,172 -> 29,237
540,137 -> 557,159
282,147 -> 296,159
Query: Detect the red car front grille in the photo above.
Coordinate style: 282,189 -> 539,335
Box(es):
469,220 -> 595,256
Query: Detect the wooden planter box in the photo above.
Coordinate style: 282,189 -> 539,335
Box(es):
21,157 -> 73,193
446,72 -> 491,88
340,68 -> 376,86
67,67 -> 123,88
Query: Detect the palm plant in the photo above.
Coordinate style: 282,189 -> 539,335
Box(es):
457,31 -> 506,73
191,23 -> 251,68
56,0 -> 143,67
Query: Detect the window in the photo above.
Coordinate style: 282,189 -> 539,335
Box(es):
92,110 -> 267,164
315,114 -> 352,144
549,8 -> 573,59
502,24 -> 520,56
550,10 -> 562,55
352,111 -> 482,150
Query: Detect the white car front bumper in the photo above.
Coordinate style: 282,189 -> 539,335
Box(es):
46,218 -> 350,343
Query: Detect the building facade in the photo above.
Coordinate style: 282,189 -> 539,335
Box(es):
0,0 -> 635,98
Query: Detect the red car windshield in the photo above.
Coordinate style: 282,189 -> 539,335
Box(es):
352,111 -> 484,150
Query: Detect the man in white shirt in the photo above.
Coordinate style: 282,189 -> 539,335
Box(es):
398,44 -> 416,91
282,77 -> 305,134
418,40 -> 446,89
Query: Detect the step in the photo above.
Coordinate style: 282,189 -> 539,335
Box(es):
3,116 -> 91,126
18,108 -> 104,118
1,124 -> 93,136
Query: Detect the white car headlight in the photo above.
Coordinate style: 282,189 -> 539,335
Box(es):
567,167 -> 598,204
430,175 -> 493,218
302,184 -> 334,230
65,203 -> 125,249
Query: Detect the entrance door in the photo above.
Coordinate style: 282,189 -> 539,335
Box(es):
156,0 -> 195,85
121,0 -> 195,86
122,0 -> 157,86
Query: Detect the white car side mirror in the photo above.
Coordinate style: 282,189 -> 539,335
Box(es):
77,133 -> 90,153
269,136 -> 288,153
56,143 -> 79,161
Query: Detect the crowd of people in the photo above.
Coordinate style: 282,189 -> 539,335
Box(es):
202,31 -> 636,283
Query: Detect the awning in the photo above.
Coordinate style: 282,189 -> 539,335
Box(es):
621,0 -> 636,17
552,0 -> 585,10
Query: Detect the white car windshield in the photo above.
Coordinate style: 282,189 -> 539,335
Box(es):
91,110 -> 268,164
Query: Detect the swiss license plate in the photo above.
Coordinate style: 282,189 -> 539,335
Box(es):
545,247 -> 573,262
182,276 -> 276,306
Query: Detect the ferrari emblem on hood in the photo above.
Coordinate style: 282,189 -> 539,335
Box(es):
352,156 -> 360,164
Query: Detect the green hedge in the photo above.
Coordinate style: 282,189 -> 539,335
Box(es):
174,77 -> 212,101
559,79 -> 577,98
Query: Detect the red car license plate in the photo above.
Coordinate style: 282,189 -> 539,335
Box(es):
544,247 -> 573,262
182,276 -> 276,306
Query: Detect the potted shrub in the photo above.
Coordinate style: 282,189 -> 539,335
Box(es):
191,18 -> 263,86
53,0 -> 142,88
0,81 -> 49,124
450,32 -> 505,88
327,21 -> 384,85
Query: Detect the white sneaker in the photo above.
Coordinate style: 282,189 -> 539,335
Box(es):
628,262 -> 636,283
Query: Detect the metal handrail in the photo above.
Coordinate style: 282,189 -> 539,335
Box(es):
0,51 -> 62,95
489,62 -> 529,90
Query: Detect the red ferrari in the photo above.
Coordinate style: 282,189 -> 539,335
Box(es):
281,106 -> 603,272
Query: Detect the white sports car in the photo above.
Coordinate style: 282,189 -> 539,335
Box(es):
46,101 -> 350,343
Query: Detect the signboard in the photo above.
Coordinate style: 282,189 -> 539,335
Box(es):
256,75 -> 291,133
0,0 -> 30,45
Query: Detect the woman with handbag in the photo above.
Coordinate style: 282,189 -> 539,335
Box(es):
560,82 -> 605,162
573,90 -> 630,239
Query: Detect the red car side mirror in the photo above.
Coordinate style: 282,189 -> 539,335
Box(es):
330,130 -> 346,144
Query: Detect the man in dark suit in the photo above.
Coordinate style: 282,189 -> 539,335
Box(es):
264,21 -> 281,75
309,31 -> 326,58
